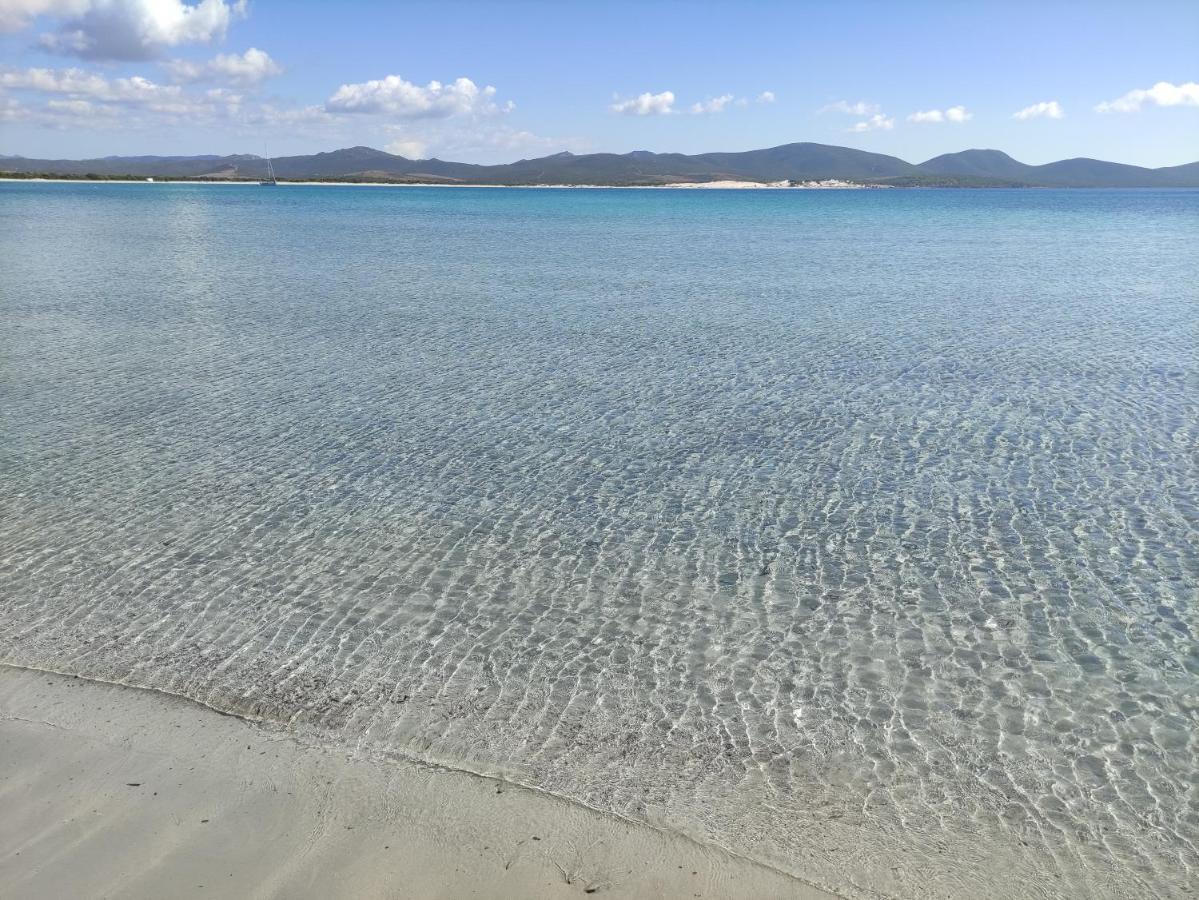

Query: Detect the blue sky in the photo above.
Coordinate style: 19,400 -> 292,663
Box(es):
1,0 -> 1197,166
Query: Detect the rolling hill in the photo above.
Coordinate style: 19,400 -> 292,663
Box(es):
3,143 -> 1197,187
918,148 -> 1199,188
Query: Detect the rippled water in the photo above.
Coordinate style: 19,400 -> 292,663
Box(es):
2,183 -> 1196,898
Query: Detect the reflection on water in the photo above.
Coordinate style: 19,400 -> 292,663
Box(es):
1,183 -> 1196,898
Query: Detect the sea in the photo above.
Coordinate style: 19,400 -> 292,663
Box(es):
1,182 -> 1196,898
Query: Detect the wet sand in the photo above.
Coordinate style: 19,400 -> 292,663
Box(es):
0,664 -> 839,899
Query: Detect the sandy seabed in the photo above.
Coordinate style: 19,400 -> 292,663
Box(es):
0,665 -> 837,900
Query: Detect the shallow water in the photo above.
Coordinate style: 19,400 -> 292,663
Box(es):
2,183 -> 1196,898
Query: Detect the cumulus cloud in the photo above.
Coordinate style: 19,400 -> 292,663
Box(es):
0,0 -> 88,32
0,63 -> 239,119
908,105 -> 971,123
1,95 -> 27,119
385,138 -> 426,159
34,0 -> 246,61
0,64 -> 109,94
1013,100 -> 1063,120
379,120 -> 581,165
1095,80 -> 1199,113
326,75 -> 509,118
2,65 -> 174,102
848,113 -> 894,132
821,99 -> 880,116
438,124 -> 565,156
165,46 -> 280,84
690,93 -> 733,114
610,90 -> 675,116
617,90 -> 772,116
46,96 -> 116,116
1,95 -> 33,121
244,102 -> 333,127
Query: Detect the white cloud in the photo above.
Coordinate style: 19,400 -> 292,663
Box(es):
0,0 -> 88,32
245,102 -> 333,127
1095,81 -> 1199,113
0,63 -> 240,120
165,47 -> 280,85
2,65 -> 176,103
1,95 -> 30,120
0,64 -> 109,95
821,99 -> 880,116
34,0 -> 247,61
1013,100 -> 1063,120
326,75 -> 509,118
376,120 -> 582,165
385,138 -> 426,159
848,113 -> 894,132
824,99 -> 897,132
757,90 -> 775,104
46,96 -> 116,116
610,90 -> 675,116
907,105 -> 972,123
690,93 -> 733,114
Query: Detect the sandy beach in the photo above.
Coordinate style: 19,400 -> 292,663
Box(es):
0,665 -> 838,900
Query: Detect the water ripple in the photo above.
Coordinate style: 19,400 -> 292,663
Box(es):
1,184 -> 1197,898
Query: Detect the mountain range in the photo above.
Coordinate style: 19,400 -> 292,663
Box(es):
3,143 -> 1198,188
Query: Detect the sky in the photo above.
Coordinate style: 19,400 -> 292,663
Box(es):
1,0 -> 1197,167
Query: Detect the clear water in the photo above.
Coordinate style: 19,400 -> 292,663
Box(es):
2,183 -> 1196,898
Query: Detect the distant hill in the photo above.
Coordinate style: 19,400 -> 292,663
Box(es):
918,149 -> 1031,180
3,143 -> 1198,187
918,148 -> 1199,187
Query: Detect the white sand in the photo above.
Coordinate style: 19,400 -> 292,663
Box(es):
0,664 -> 839,899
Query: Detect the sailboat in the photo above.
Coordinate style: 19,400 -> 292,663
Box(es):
260,152 -> 278,186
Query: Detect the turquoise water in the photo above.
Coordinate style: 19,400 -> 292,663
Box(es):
2,183 -> 1196,898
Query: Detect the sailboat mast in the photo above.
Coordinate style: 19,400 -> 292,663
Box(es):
261,143 -> 278,185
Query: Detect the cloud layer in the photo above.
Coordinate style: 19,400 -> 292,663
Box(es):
848,113 -> 894,132
907,105 -> 971,123
327,75 -> 510,118
165,47 -> 279,85
0,0 -> 89,32
34,0 -> 246,61
0,64 -> 242,121
821,99 -> 880,116
820,99 -> 894,133
610,90 -> 675,116
690,93 -> 733,115
2,56 -> 563,163
1095,81 -> 1199,113
1013,100 -> 1063,120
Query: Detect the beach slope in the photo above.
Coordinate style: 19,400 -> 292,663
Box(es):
0,665 -> 836,900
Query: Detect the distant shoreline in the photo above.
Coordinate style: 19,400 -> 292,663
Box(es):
5,142 -> 1196,188
0,176 -> 891,189
6,177 -> 1188,190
